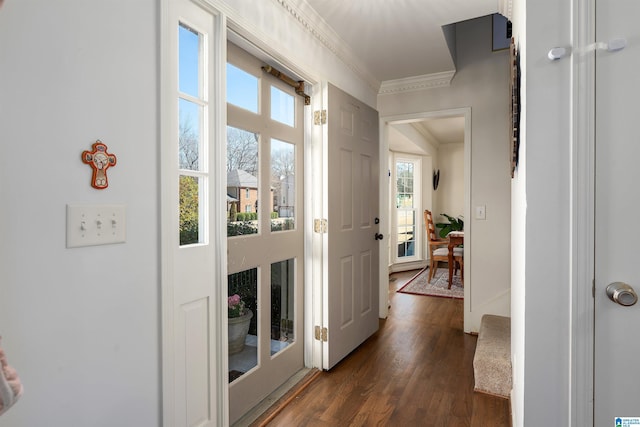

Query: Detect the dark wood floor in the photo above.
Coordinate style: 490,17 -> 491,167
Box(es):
263,270 -> 511,427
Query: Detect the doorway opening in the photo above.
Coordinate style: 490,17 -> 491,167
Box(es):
380,108 -> 471,324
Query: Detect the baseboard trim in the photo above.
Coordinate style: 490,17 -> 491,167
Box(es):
388,260 -> 427,273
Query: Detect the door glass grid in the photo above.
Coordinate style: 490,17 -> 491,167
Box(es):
396,161 -> 416,258
178,22 -> 207,246
226,43 -> 303,421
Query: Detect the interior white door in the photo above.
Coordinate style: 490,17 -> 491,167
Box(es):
594,0 -> 640,424
323,83 -> 380,369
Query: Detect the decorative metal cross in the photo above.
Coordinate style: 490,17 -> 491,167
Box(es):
81,140 -> 117,189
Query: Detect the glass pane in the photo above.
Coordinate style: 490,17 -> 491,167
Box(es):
397,242 -> 407,258
179,23 -> 199,98
179,98 -> 201,171
396,162 -> 414,208
179,175 -> 201,245
271,139 -> 295,232
271,259 -> 294,356
407,210 -> 415,227
227,63 -> 259,113
228,268 -> 258,383
271,86 -> 294,127
397,193 -> 413,208
227,126 -> 259,237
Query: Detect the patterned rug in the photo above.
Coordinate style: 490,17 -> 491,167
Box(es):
397,267 -> 463,299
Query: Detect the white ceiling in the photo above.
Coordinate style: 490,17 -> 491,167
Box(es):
301,0 -> 495,154
303,0 -> 499,83
414,117 -> 465,145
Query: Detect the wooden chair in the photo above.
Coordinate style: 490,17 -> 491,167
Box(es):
424,210 -> 463,284
448,231 -> 464,287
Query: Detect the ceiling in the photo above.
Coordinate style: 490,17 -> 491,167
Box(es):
302,0 -> 495,153
303,0 -> 499,83
415,117 -> 465,145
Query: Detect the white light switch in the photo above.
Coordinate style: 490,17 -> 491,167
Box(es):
475,205 -> 486,220
66,204 -> 126,248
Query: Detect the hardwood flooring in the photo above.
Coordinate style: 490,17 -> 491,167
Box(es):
259,270 -> 511,427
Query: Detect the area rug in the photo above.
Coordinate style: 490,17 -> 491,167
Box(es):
397,267 -> 463,299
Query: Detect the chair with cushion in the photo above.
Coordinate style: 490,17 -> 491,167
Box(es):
424,209 -> 463,285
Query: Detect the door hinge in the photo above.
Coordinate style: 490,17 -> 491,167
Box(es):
314,110 -> 327,125
314,326 -> 328,342
314,218 -> 328,234
592,279 -> 596,298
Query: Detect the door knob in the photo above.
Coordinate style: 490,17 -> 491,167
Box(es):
374,233 -> 384,241
606,282 -> 638,306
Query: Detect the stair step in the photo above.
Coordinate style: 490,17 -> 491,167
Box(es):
473,314 -> 512,398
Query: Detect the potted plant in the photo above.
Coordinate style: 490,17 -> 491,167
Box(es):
436,213 -> 464,239
228,294 -> 253,354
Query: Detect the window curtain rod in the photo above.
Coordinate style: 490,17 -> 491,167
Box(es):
262,65 -> 311,105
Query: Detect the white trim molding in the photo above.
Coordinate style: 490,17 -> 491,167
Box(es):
273,0 -> 380,92
570,0 -> 595,424
499,0 -> 513,21
378,71 -> 456,95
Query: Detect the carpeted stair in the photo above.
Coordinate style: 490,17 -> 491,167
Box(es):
473,314 -> 512,398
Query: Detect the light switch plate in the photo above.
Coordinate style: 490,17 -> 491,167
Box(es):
475,205 -> 486,220
66,203 -> 126,248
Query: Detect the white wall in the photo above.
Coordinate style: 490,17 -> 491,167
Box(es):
0,1 -> 160,426
378,15 -> 512,332
510,0 -> 573,424
434,143 -> 464,223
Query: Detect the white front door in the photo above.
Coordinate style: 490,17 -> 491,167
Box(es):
594,0 -> 640,424
323,83 -> 380,369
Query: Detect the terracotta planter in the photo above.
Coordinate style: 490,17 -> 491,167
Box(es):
228,310 -> 253,354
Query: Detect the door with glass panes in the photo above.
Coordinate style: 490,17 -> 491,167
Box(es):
226,41 -> 305,423
394,155 -> 421,264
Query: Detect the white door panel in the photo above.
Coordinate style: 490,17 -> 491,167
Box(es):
595,0 -> 640,424
324,83 -> 380,369
164,1 -> 221,425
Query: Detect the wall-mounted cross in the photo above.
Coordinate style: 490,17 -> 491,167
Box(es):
81,140 -> 117,189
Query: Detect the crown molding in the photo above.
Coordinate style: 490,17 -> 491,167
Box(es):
273,0 -> 381,92
499,0 -> 513,20
378,70 -> 456,95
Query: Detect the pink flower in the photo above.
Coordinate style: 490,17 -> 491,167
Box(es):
228,294 -> 241,307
